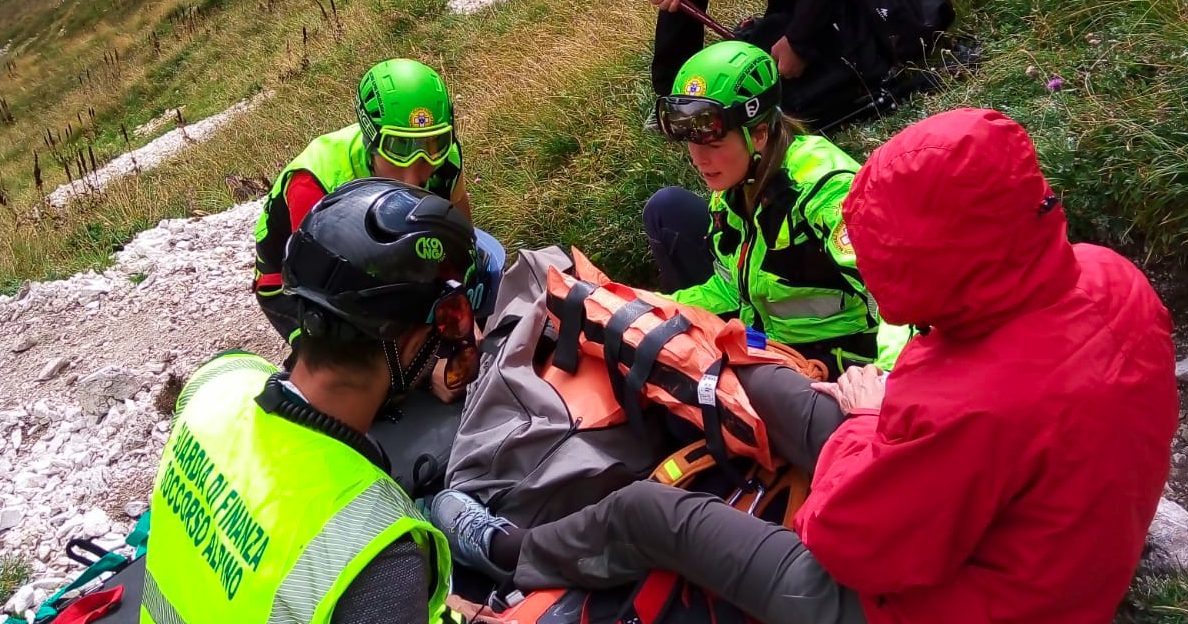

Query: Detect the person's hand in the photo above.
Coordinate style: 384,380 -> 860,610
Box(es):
651,0 -> 682,12
446,595 -> 500,623
430,356 -> 465,404
810,365 -> 886,414
770,36 -> 807,79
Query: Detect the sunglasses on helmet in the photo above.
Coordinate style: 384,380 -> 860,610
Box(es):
654,87 -> 780,145
376,125 -> 454,168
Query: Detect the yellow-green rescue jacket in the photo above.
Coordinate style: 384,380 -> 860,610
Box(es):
140,351 -> 450,624
670,135 -> 906,366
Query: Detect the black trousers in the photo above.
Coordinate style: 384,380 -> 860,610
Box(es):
643,186 -> 875,379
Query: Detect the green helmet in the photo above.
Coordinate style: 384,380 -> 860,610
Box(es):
671,41 -> 780,126
355,59 -> 454,148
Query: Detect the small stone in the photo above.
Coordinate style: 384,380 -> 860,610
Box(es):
124,501 -> 148,518
1143,497 -> 1188,574
9,584 -> 34,614
0,508 -> 21,531
11,427 -> 22,450
14,472 -> 47,490
31,578 -> 64,591
1175,356 -> 1188,382
37,543 -> 51,562
80,508 -> 111,537
11,334 -> 37,353
36,357 -> 69,382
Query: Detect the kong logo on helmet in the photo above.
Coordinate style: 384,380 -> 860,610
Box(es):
409,107 -> 435,128
415,236 -> 444,261
683,76 -> 707,97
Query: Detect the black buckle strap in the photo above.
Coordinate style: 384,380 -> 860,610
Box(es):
603,299 -> 656,409
698,357 -> 748,488
620,314 -> 691,439
553,280 -> 598,374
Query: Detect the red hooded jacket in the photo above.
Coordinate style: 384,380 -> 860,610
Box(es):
792,109 -> 1178,624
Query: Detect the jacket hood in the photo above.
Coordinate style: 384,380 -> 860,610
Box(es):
842,108 -> 1080,339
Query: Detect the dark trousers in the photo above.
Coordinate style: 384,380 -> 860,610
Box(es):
643,187 -> 875,379
515,482 -> 866,624
643,186 -> 715,293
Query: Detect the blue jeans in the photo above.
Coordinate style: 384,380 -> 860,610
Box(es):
474,228 -> 505,320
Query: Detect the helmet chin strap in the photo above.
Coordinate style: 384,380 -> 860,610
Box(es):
381,332 -> 441,400
742,125 -> 762,186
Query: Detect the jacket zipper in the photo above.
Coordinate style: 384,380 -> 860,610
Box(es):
737,216 -> 763,334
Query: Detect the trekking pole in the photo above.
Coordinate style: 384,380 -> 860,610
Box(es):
678,0 -> 735,40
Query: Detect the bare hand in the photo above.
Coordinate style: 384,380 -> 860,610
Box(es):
810,365 -> 886,414
651,0 -> 682,12
770,36 -> 807,79
446,595 -> 500,623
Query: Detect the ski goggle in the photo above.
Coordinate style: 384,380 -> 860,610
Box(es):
376,125 -> 454,168
654,88 -> 779,145
426,280 -> 480,389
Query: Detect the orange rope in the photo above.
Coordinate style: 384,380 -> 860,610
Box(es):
764,341 -> 830,382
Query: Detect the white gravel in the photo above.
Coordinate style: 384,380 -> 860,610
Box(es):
1,199 -> 284,619
45,91 -> 272,209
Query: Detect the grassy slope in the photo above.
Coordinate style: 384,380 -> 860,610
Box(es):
0,0 -> 1185,615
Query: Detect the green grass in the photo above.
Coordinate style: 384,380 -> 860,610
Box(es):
0,555 -> 31,610
1117,567 -> 1188,624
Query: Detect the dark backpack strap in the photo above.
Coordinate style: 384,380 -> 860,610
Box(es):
553,280 -> 598,374
696,358 -> 748,488
603,299 -> 657,409
619,315 -> 691,439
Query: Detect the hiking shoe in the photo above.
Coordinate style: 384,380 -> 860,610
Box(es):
431,489 -> 516,582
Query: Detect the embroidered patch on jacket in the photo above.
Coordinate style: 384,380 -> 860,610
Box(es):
832,225 -> 855,255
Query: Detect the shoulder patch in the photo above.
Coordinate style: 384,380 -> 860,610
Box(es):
831,224 -> 854,255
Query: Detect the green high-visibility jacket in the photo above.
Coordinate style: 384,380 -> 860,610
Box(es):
253,123 -> 462,292
669,134 -> 907,367
140,351 -> 450,624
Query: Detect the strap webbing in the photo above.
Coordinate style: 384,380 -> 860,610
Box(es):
603,299 -> 656,409
619,315 -> 691,439
697,358 -> 747,488
553,280 -> 598,374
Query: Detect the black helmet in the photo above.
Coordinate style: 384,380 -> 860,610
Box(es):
282,178 -> 478,341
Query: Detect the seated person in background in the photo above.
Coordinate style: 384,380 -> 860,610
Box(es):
433,108 -> 1178,624
143,179 -> 483,624
253,58 -> 503,395
645,0 -> 917,128
644,41 -> 907,377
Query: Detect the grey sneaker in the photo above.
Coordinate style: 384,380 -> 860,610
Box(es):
430,489 -> 516,581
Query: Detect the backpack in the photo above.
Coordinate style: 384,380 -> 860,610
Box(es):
863,0 -> 956,62
446,247 -> 823,527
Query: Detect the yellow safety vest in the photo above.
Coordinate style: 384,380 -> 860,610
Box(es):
141,351 -> 450,624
